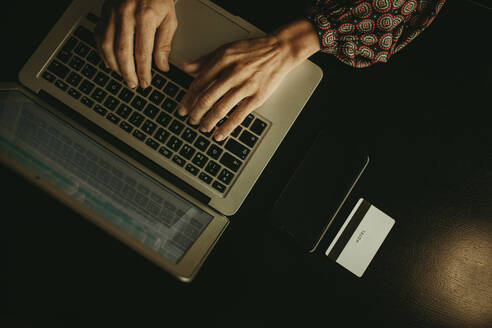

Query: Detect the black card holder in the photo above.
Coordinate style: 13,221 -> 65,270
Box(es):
269,129 -> 370,253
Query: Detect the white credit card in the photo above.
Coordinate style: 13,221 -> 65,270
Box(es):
326,198 -> 395,277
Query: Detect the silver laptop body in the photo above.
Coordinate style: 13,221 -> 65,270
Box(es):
12,0 -> 322,280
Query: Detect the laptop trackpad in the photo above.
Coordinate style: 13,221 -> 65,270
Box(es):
171,0 -> 250,63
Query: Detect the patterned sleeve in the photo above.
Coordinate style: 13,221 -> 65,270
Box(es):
306,0 -> 447,68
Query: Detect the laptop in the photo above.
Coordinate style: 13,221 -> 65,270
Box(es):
1,0 -> 322,281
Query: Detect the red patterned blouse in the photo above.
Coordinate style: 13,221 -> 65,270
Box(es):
307,0 -> 447,68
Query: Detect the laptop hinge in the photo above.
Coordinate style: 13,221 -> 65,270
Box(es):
38,89 -> 212,206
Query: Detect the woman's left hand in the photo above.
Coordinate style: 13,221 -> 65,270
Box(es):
177,19 -> 320,141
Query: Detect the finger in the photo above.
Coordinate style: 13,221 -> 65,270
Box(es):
179,54 -> 229,113
94,2 -> 111,67
115,8 -> 138,89
154,13 -> 178,72
187,71 -> 243,126
199,86 -> 247,133
98,7 -> 119,73
214,96 -> 261,141
134,15 -> 157,88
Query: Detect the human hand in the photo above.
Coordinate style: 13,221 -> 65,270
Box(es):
94,0 -> 177,89
178,19 -> 320,142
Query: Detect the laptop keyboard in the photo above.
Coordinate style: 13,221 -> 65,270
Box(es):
41,24 -> 269,196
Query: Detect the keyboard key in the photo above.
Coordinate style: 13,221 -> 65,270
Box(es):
162,98 -> 177,113
80,96 -> 94,108
151,74 -> 166,89
241,114 -> 254,128
74,25 -> 97,48
167,136 -> 183,151
106,80 -> 122,95
106,112 -> 120,124
131,96 -> 147,111
174,110 -> 187,121
182,128 -> 197,143
212,181 -> 226,193
142,120 -> 157,135
68,88 -> 81,100
119,121 -> 133,133
129,112 -> 145,127
250,118 -> 267,136
172,155 -> 186,167
118,88 -> 134,102
143,104 -> 159,119
94,72 -> 110,87
42,71 -> 56,83
110,71 -> 122,81
194,136 -> 210,152
200,128 -> 214,138
145,138 -> 159,150
132,129 -> 146,141
149,90 -> 165,105
161,63 -> 193,89
136,86 -> 151,97
103,95 -> 119,111
62,36 -> 78,52
169,120 -> 184,135
116,104 -> 132,119
180,144 -> 195,160
213,135 -> 226,146
154,128 -> 170,143
192,152 -> 208,168
79,80 -> 95,95
93,104 -> 107,116
66,72 -> 82,87
163,82 -> 179,97
99,61 -> 112,73
199,172 -> 212,184
91,87 -> 107,102
68,56 -> 84,71
54,79 -> 68,91
218,168 -> 234,185
156,111 -> 172,127
56,49 -> 72,63
48,60 -> 70,79
74,42 -> 90,57
225,138 -> 250,160
81,63 -> 97,79
176,89 -> 186,102
219,152 -> 242,172
239,130 -> 258,148
185,163 -> 199,176
205,161 -> 221,177
86,12 -> 99,24
87,50 -> 101,66
159,146 -> 173,158
207,144 -> 223,160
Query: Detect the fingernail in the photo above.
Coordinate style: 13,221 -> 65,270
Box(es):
177,106 -> 187,116
127,81 -> 137,89
140,80 -> 149,89
199,126 -> 207,132
215,133 -> 224,142
162,60 -> 170,71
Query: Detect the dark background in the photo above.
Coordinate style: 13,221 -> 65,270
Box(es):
1,1 -> 491,327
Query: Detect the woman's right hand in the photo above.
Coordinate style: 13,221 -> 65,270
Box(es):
94,0 -> 177,89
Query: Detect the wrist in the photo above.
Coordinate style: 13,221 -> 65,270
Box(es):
271,19 -> 321,65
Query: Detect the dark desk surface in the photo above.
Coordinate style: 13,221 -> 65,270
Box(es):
1,1 -> 491,327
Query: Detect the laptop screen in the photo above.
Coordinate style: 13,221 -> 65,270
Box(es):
0,90 -> 213,264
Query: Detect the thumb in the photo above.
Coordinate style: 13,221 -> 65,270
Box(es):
179,56 -> 207,77
153,15 -> 177,71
